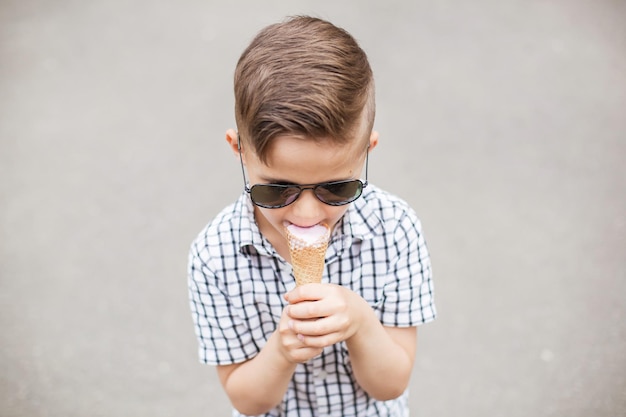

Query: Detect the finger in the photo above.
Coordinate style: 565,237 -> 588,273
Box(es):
278,327 -> 324,362
280,326 -> 317,356
289,346 -> 324,363
287,301 -> 329,320
285,283 -> 326,304
298,332 -> 344,349
289,316 -> 337,337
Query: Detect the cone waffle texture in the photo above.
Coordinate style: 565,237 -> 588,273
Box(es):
286,224 -> 330,286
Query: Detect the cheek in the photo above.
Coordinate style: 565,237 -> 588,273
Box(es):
324,206 -> 350,226
259,207 -> 284,223
257,207 -> 290,232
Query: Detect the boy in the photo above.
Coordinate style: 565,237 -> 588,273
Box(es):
188,16 -> 436,417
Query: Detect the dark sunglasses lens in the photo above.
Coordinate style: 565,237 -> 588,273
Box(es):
316,181 -> 363,205
250,185 -> 300,208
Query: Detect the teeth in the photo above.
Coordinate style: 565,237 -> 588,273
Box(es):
285,224 -> 330,286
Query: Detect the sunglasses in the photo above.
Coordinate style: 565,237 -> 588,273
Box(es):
238,136 -> 369,209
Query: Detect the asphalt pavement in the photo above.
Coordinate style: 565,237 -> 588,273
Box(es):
1,1 -> 625,416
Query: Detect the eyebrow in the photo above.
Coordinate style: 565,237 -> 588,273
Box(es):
257,175 -> 356,185
257,176 -> 295,185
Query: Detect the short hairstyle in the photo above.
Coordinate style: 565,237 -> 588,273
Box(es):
234,16 -> 375,163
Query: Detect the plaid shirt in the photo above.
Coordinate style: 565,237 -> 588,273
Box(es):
188,184 -> 436,417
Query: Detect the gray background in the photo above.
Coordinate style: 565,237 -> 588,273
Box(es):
1,0 -> 625,416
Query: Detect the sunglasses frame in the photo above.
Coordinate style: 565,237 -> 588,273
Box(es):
237,135 -> 369,209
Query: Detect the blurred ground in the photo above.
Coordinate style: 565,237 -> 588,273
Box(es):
1,0 -> 625,416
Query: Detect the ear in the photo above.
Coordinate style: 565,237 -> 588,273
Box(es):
368,130 -> 379,152
225,129 -> 241,158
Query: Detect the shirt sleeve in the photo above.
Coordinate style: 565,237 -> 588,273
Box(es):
378,210 -> 437,327
187,241 -> 259,365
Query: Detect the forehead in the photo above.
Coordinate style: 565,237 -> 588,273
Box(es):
255,136 -> 367,183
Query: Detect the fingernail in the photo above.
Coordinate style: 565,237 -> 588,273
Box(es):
288,320 -> 294,330
297,334 -> 305,342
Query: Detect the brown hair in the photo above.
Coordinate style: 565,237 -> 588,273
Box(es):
234,16 -> 375,162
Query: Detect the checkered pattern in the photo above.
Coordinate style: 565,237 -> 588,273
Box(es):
188,184 -> 436,417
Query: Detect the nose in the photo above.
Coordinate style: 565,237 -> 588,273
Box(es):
290,189 -> 325,224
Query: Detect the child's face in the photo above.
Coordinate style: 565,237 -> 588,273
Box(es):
239,132 -> 376,255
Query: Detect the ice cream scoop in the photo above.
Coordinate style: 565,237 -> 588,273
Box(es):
285,224 -> 330,286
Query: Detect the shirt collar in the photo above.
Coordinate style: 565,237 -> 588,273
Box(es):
235,194 -> 274,256
339,186 -> 385,241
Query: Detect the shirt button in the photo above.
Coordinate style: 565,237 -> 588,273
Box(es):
317,370 -> 328,380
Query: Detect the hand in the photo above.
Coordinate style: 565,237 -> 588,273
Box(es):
284,284 -> 370,348
276,305 -> 324,363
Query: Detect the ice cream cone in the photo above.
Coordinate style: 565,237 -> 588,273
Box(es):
285,224 -> 330,286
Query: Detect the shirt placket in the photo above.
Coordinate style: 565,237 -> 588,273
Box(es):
310,355 -> 331,417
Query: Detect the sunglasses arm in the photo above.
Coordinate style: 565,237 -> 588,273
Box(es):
237,134 -> 252,193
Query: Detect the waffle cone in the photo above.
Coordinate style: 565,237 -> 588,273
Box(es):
286,224 -> 330,286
